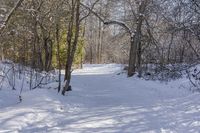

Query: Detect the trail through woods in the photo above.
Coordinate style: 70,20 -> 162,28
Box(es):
0,64 -> 200,133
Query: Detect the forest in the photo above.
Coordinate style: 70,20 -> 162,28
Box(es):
0,0 -> 200,132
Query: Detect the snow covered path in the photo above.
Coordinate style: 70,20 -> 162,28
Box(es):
0,64 -> 200,133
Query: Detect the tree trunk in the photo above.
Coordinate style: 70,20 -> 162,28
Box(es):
128,0 -> 147,77
56,21 -> 61,92
137,41 -> 142,77
62,0 -> 81,95
128,36 -> 136,77
97,18 -> 102,64
1,46 -> 4,61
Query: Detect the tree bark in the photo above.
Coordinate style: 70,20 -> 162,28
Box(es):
128,0 -> 147,77
62,0 -> 81,95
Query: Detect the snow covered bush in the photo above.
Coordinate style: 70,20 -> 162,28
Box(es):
0,61 -> 58,91
141,64 -> 186,81
186,65 -> 200,91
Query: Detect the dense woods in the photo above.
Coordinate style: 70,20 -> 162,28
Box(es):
0,0 -> 200,93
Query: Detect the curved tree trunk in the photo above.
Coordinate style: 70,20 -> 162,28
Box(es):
62,0 -> 81,95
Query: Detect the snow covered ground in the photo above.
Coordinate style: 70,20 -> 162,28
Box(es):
0,64 -> 200,133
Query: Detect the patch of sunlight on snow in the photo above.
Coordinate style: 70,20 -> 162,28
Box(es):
72,64 -> 123,75
161,128 -> 176,133
191,121 -> 200,127
70,119 -> 117,128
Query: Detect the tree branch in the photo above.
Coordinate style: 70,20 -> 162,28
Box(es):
0,0 -> 24,34
79,0 -> 101,22
80,2 -> 131,35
